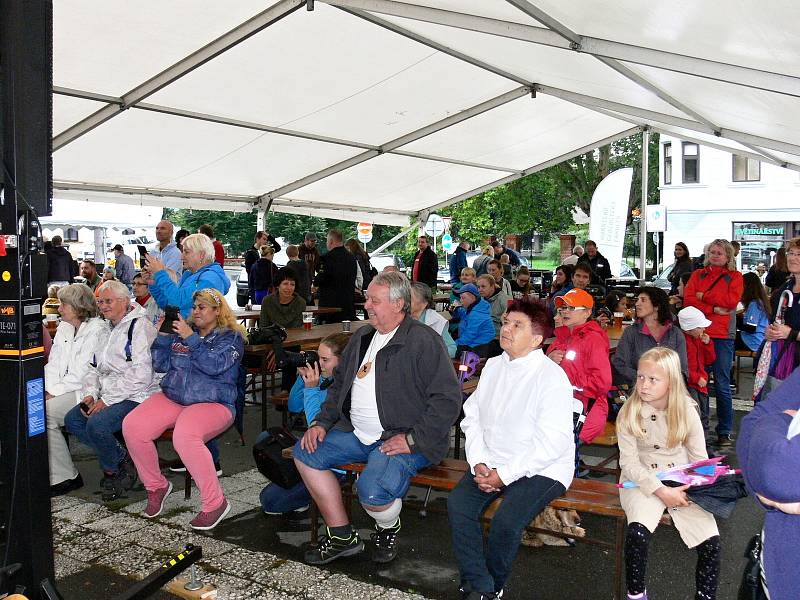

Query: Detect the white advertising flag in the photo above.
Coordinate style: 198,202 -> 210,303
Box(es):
588,168 -> 633,278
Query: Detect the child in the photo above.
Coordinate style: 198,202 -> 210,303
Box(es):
450,267 -> 476,303
678,306 -> 716,434
617,347 -> 720,600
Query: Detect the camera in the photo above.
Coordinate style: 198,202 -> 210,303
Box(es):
279,349 -> 319,369
160,305 -> 180,334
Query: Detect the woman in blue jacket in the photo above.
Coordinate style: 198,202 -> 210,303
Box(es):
452,283 -> 495,356
123,288 -> 245,531
145,233 -> 230,318
259,332 -> 351,514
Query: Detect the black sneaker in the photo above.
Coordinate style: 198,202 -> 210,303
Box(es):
370,519 -> 401,563
50,473 -> 84,498
717,433 -> 734,447
304,528 -> 364,565
101,458 -> 138,502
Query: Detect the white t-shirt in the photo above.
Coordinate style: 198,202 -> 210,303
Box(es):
350,327 -> 398,445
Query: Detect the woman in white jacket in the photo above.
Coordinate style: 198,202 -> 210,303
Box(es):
45,284 -> 108,496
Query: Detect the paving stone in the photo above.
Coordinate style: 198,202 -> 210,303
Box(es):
57,529 -> 126,562
201,547 -> 279,580
256,559 -> 328,593
56,502 -> 114,525
220,476 -> 258,495
94,542 -> 161,579
83,512 -> 150,536
186,566 -> 269,600
305,573 -> 387,600
54,552 -> 88,580
375,589 -> 431,600
51,495 -> 85,513
225,484 -> 263,507
228,468 -> 266,484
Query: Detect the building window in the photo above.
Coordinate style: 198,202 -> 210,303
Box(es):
682,142 -> 699,183
663,143 -> 672,185
733,155 -> 760,182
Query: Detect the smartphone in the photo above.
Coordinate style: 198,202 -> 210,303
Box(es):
159,305 -> 180,334
79,401 -> 91,415
137,245 -> 148,265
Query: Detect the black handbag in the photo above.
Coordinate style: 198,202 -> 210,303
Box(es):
252,427 -> 302,489
738,533 -> 768,600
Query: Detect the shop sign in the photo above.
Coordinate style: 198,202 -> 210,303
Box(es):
733,223 -> 785,240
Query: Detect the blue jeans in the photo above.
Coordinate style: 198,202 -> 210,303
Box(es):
64,400 -> 138,473
293,429 -> 430,507
708,338 -> 734,435
448,472 -> 565,594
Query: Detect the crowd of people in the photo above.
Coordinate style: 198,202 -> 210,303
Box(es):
41,225 -> 800,599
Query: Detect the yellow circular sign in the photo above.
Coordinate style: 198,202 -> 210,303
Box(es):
1,271 -> 10,282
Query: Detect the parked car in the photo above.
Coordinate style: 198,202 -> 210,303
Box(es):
369,253 -> 405,273
650,263 -> 674,291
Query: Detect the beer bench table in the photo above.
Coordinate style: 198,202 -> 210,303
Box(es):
244,320 -> 372,429
282,449 -> 669,599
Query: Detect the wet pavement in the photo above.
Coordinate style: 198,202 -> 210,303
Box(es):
53,367 -> 763,599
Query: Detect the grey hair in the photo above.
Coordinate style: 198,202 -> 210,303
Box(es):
181,233 -> 215,265
573,244 -> 584,255
372,271 -> 411,313
57,283 -> 99,320
98,279 -> 130,299
410,281 -> 433,309
703,239 -> 736,270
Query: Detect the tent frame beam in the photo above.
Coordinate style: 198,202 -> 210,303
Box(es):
505,0 -> 790,168
321,0 -> 800,98
426,126 -> 643,213
258,85 -> 531,202
52,0 -> 305,151
52,87 -> 517,174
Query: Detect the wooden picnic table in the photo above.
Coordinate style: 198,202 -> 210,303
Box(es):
244,320 -> 371,429
233,305 -> 341,322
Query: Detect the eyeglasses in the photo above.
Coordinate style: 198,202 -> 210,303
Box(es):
557,306 -> 587,313
516,278 -> 530,284
787,251 -> 800,258
96,298 -> 121,306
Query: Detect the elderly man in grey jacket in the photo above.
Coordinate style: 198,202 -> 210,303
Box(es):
294,271 -> 462,566
64,280 -> 158,502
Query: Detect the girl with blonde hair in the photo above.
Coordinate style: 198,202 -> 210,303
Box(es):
617,347 -> 720,600
123,288 -> 245,530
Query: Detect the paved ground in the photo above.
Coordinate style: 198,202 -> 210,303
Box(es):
52,364 -> 763,599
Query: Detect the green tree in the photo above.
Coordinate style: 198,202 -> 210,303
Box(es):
163,208 -> 257,255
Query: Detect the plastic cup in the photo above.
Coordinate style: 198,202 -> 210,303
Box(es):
302,311 -> 313,330
341,320 -> 351,332
613,312 -> 624,328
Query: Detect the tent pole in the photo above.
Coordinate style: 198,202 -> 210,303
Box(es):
370,221 -> 419,256
639,129 -> 650,281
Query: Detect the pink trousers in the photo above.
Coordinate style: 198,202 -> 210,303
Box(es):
123,392 -> 233,512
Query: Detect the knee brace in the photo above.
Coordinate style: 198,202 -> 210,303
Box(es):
364,498 -> 402,529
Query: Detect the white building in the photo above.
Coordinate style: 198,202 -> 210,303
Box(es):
658,135 -> 800,270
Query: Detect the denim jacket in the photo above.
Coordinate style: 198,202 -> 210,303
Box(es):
152,327 -> 244,416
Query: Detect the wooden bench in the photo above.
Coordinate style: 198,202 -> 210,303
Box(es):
270,391 -> 290,426
583,421 -> 621,478
303,457 -> 669,600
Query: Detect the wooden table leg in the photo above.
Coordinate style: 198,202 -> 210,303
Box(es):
309,500 -> 319,547
261,357 -> 268,431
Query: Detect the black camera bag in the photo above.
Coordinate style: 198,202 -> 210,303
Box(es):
252,427 -> 302,489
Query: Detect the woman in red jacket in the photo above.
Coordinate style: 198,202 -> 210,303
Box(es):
683,239 -> 743,447
547,288 -> 612,444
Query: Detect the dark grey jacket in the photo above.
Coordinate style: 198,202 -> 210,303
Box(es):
313,314 -> 462,463
611,320 -> 689,387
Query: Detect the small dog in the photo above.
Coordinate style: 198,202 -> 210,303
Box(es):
482,500 -> 586,547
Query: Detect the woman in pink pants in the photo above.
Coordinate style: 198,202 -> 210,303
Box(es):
123,288 -> 245,530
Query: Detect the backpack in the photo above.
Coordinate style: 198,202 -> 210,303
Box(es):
252,427 -> 302,489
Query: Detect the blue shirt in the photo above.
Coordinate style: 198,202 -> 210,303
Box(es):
151,241 -> 183,277
741,300 -> 769,352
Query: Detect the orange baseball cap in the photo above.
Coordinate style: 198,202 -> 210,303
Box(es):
554,288 -> 594,309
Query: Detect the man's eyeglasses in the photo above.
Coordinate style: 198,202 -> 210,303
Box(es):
557,306 -> 587,313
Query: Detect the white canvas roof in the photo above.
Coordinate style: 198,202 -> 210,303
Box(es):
52,0 -> 800,226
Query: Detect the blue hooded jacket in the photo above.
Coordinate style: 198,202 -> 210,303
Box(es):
151,262 -> 230,318
454,298 -> 495,348
152,328 -> 244,416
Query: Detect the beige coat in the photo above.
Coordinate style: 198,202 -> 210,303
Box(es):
618,397 -> 718,548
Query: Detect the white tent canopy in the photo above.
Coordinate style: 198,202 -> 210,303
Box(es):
52,0 -> 800,226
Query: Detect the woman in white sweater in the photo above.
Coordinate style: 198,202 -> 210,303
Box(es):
45,284 -> 108,496
448,299 -> 575,600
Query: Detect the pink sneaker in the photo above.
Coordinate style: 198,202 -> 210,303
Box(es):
144,481 -> 173,518
190,499 -> 231,530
